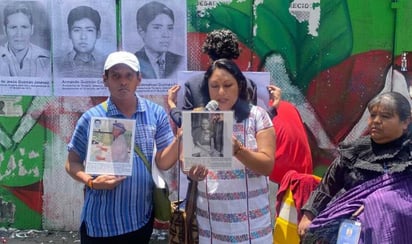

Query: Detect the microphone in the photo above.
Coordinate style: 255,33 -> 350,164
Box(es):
205,100 -> 219,111
170,100 -> 219,128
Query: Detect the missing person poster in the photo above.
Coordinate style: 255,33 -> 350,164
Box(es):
121,0 -> 187,95
182,110 -> 233,171
0,0 -> 52,96
85,117 -> 135,176
52,0 -> 117,96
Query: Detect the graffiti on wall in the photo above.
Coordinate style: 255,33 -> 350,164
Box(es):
187,0 -> 409,174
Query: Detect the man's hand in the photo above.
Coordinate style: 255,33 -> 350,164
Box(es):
267,85 -> 282,109
92,175 -> 127,190
167,85 -> 180,109
186,165 -> 208,181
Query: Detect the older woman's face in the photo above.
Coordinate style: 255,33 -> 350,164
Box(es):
208,67 -> 239,111
5,12 -> 33,53
368,104 -> 409,144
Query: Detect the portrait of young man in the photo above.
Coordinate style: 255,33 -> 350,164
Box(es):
121,0 -> 186,80
52,1 -> 117,96
54,5 -> 105,78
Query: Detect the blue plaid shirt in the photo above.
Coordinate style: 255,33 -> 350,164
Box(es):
68,96 -> 174,237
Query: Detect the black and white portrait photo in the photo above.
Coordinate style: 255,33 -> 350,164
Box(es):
182,111 -> 233,171
121,0 -> 186,81
0,0 -> 53,96
52,0 -> 117,96
191,113 -> 220,158
191,112 -> 226,158
0,0 -> 51,77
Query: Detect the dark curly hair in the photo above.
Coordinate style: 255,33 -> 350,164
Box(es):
201,29 -> 240,61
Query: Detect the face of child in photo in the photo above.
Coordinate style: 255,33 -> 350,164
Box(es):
141,13 -> 174,53
70,18 -> 99,54
5,12 -> 34,53
201,119 -> 210,130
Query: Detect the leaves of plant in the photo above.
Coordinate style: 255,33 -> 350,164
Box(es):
188,0 -> 353,92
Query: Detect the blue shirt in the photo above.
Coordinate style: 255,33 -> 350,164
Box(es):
67,96 -> 174,237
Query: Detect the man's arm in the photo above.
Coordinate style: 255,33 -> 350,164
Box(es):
65,150 -> 91,185
155,129 -> 182,170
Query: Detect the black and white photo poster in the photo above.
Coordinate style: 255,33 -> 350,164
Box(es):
0,0 -> 52,96
121,0 -> 187,95
52,0 -> 117,96
182,110 -> 233,171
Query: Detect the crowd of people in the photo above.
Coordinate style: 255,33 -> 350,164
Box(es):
62,24 -> 412,244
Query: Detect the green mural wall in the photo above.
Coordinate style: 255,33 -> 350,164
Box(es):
0,0 -> 411,229
0,97 -> 47,229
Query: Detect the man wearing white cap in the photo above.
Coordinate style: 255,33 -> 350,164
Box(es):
65,51 -> 181,243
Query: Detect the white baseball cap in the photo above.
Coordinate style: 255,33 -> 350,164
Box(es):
104,51 -> 140,72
